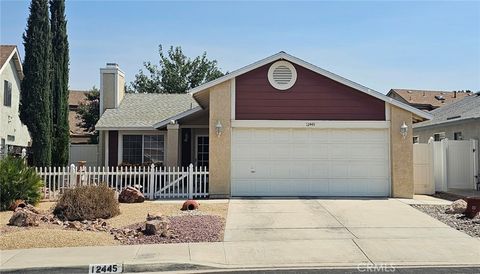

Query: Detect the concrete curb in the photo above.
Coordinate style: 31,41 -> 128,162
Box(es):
2,262 -> 480,274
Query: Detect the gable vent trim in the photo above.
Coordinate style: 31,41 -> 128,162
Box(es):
268,60 -> 297,90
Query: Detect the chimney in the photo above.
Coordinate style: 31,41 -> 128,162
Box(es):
100,63 -> 125,114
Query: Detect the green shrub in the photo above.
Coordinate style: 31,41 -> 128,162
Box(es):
0,156 -> 44,211
54,184 -> 120,221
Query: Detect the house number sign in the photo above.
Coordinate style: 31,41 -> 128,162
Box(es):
305,122 -> 316,127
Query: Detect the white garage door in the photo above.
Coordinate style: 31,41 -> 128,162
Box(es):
231,128 -> 390,197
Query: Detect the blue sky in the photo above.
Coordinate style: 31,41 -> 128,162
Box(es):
1,0 -> 479,93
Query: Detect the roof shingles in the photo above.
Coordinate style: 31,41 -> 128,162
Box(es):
95,93 -> 198,129
0,45 -> 16,69
414,93 -> 480,128
390,89 -> 470,109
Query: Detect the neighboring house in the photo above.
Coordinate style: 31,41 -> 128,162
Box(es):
413,93 -> 480,185
0,45 -> 31,156
387,89 -> 470,111
413,92 -> 480,143
69,89 -> 92,144
96,53 -> 432,198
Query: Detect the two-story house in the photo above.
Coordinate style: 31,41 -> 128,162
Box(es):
0,45 -> 31,156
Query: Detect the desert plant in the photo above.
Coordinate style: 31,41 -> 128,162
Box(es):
0,156 -> 44,211
54,184 -> 120,221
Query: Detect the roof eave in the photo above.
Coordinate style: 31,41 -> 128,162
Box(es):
153,106 -> 203,129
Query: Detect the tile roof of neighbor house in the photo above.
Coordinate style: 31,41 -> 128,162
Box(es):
389,89 -> 470,109
414,92 -> 480,128
68,90 -> 88,135
0,45 -> 16,68
95,93 -> 198,129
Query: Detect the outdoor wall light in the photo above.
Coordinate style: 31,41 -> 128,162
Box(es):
400,121 -> 408,139
215,120 -> 223,137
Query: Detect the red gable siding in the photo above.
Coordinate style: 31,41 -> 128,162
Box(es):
235,62 -> 385,120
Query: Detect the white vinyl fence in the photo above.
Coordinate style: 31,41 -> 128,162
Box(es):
36,164 -> 209,200
414,138 -> 478,194
413,142 -> 434,194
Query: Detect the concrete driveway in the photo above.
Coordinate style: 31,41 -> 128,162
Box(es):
224,198 -> 480,266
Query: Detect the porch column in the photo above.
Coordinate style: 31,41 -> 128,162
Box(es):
166,124 -> 180,167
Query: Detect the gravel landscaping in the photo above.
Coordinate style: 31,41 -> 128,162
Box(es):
0,200 -> 228,250
412,204 -> 480,238
120,215 -> 225,245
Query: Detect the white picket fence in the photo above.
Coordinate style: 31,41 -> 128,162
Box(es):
36,164 -> 209,200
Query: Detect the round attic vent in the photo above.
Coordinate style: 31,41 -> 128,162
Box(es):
268,61 -> 297,90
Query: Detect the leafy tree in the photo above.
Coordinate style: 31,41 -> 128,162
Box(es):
76,87 -> 100,144
130,45 -> 224,93
50,0 -> 70,166
20,0 -> 52,167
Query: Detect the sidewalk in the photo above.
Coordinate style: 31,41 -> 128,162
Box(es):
2,237 -> 480,273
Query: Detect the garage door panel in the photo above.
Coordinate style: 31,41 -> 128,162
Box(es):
252,129 -> 271,143
231,127 -> 390,197
309,144 -> 329,158
271,129 -> 292,143
329,144 -> 351,159
349,144 -> 387,159
291,144 -> 312,159
232,128 -> 252,143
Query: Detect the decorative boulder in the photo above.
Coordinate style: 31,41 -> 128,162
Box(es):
9,208 -> 39,227
445,199 -> 467,214
145,219 -> 170,236
118,186 -> 145,203
9,199 -> 26,211
146,213 -> 164,221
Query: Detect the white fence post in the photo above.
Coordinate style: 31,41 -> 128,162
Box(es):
149,163 -> 155,199
69,164 -> 77,187
188,163 -> 194,199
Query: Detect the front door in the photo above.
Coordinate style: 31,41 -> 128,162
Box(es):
196,135 -> 209,167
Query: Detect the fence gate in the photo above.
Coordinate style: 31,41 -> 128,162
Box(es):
413,143 -> 434,194
445,140 -> 478,190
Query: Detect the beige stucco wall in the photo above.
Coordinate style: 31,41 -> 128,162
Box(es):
209,80 -> 231,197
102,73 -> 115,112
166,124 -> 180,166
390,105 -> 414,198
0,59 -> 31,148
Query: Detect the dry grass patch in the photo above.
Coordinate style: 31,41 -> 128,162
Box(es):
0,229 -> 117,250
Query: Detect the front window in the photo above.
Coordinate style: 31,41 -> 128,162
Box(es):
4,80 -> 12,107
143,135 -> 165,163
122,134 -> 165,165
434,132 -> 445,141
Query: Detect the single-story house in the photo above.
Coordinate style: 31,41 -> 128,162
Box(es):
386,89 -> 470,111
0,45 -> 31,156
413,93 -> 479,177
96,52 -> 432,198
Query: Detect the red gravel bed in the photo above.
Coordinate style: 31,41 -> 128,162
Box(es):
120,215 -> 225,245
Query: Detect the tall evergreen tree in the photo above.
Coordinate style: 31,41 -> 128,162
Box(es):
50,0 -> 69,166
20,0 -> 52,167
